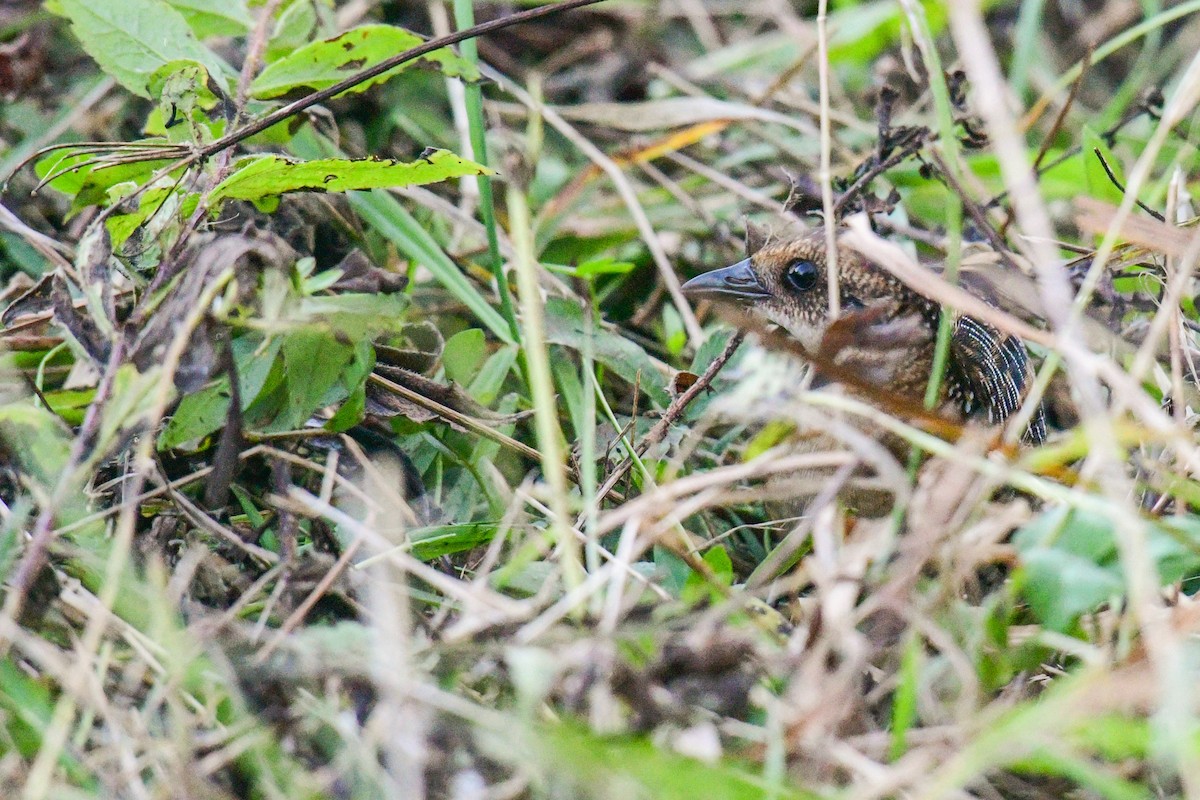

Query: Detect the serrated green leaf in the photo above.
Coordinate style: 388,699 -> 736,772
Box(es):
250,23 -> 479,100
53,0 -> 231,98
210,151 -> 490,204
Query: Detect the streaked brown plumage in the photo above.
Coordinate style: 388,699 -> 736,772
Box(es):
682,231 -> 1046,445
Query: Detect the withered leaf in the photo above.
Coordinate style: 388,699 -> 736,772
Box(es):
50,272 -> 111,363
368,364 -> 529,429
328,249 -> 408,294
374,321 -> 444,375
2,273 -> 55,326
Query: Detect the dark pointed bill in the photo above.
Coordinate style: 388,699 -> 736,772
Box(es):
681,258 -> 770,302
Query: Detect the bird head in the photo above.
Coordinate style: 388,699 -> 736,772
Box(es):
681,233 -> 923,355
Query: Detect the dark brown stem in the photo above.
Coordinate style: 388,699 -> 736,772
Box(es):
830,132 -> 932,219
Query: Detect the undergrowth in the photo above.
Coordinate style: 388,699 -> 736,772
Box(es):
1,0 -> 1199,798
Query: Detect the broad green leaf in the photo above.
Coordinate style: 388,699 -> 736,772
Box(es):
149,60 -> 224,144
265,0 -> 319,62
829,1 -> 945,66
324,382 -> 365,432
544,296 -> 670,407
107,187 -> 199,250
1014,507 -> 1200,632
0,401 -> 94,533
165,0 -> 252,38
683,545 -> 733,605
443,328 -> 487,386
160,335 -> 282,450
468,345 -> 519,405
53,0 -> 230,98
210,151 -> 490,204
293,293 -> 408,339
160,378 -> 235,450
274,330 -> 355,431
0,402 -> 73,489
250,23 -> 479,100
35,144 -> 176,213
1019,548 -> 1124,633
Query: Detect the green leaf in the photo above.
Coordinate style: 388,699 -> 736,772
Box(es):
41,388 -> 95,426
468,345 -> 519,405
160,379 -> 235,450
443,328 -> 487,386
409,522 -> 497,560
0,402 -> 72,489
544,296 -> 670,407
324,382 -> 365,432
1019,548 -> 1124,633
35,144 -> 176,212
265,0 -> 318,62
0,658 -> 92,785
210,151 -> 490,204
1014,507 -> 1200,632
293,293 -> 408,339
525,720 -> 811,800
53,0 -> 230,98
288,128 -> 514,345
165,0 -> 252,38
1081,125 -> 1126,206
683,545 -> 733,605
274,330 -> 355,431
250,23 -> 479,100
160,335 -> 282,450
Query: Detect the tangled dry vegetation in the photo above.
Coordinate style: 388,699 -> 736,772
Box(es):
2,0 -> 1200,797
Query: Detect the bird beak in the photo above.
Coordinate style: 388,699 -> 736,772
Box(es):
681,258 -> 770,302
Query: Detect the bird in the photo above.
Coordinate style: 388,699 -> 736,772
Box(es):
682,230 -> 1047,446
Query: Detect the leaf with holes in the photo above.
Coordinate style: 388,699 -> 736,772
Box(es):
210,152 -> 490,205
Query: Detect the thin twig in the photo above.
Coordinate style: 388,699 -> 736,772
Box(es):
1093,148 -> 1166,222
579,331 -> 745,527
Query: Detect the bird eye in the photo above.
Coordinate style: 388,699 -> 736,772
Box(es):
784,259 -> 819,292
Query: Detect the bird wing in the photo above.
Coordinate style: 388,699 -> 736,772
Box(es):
949,315 -> 1047,444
